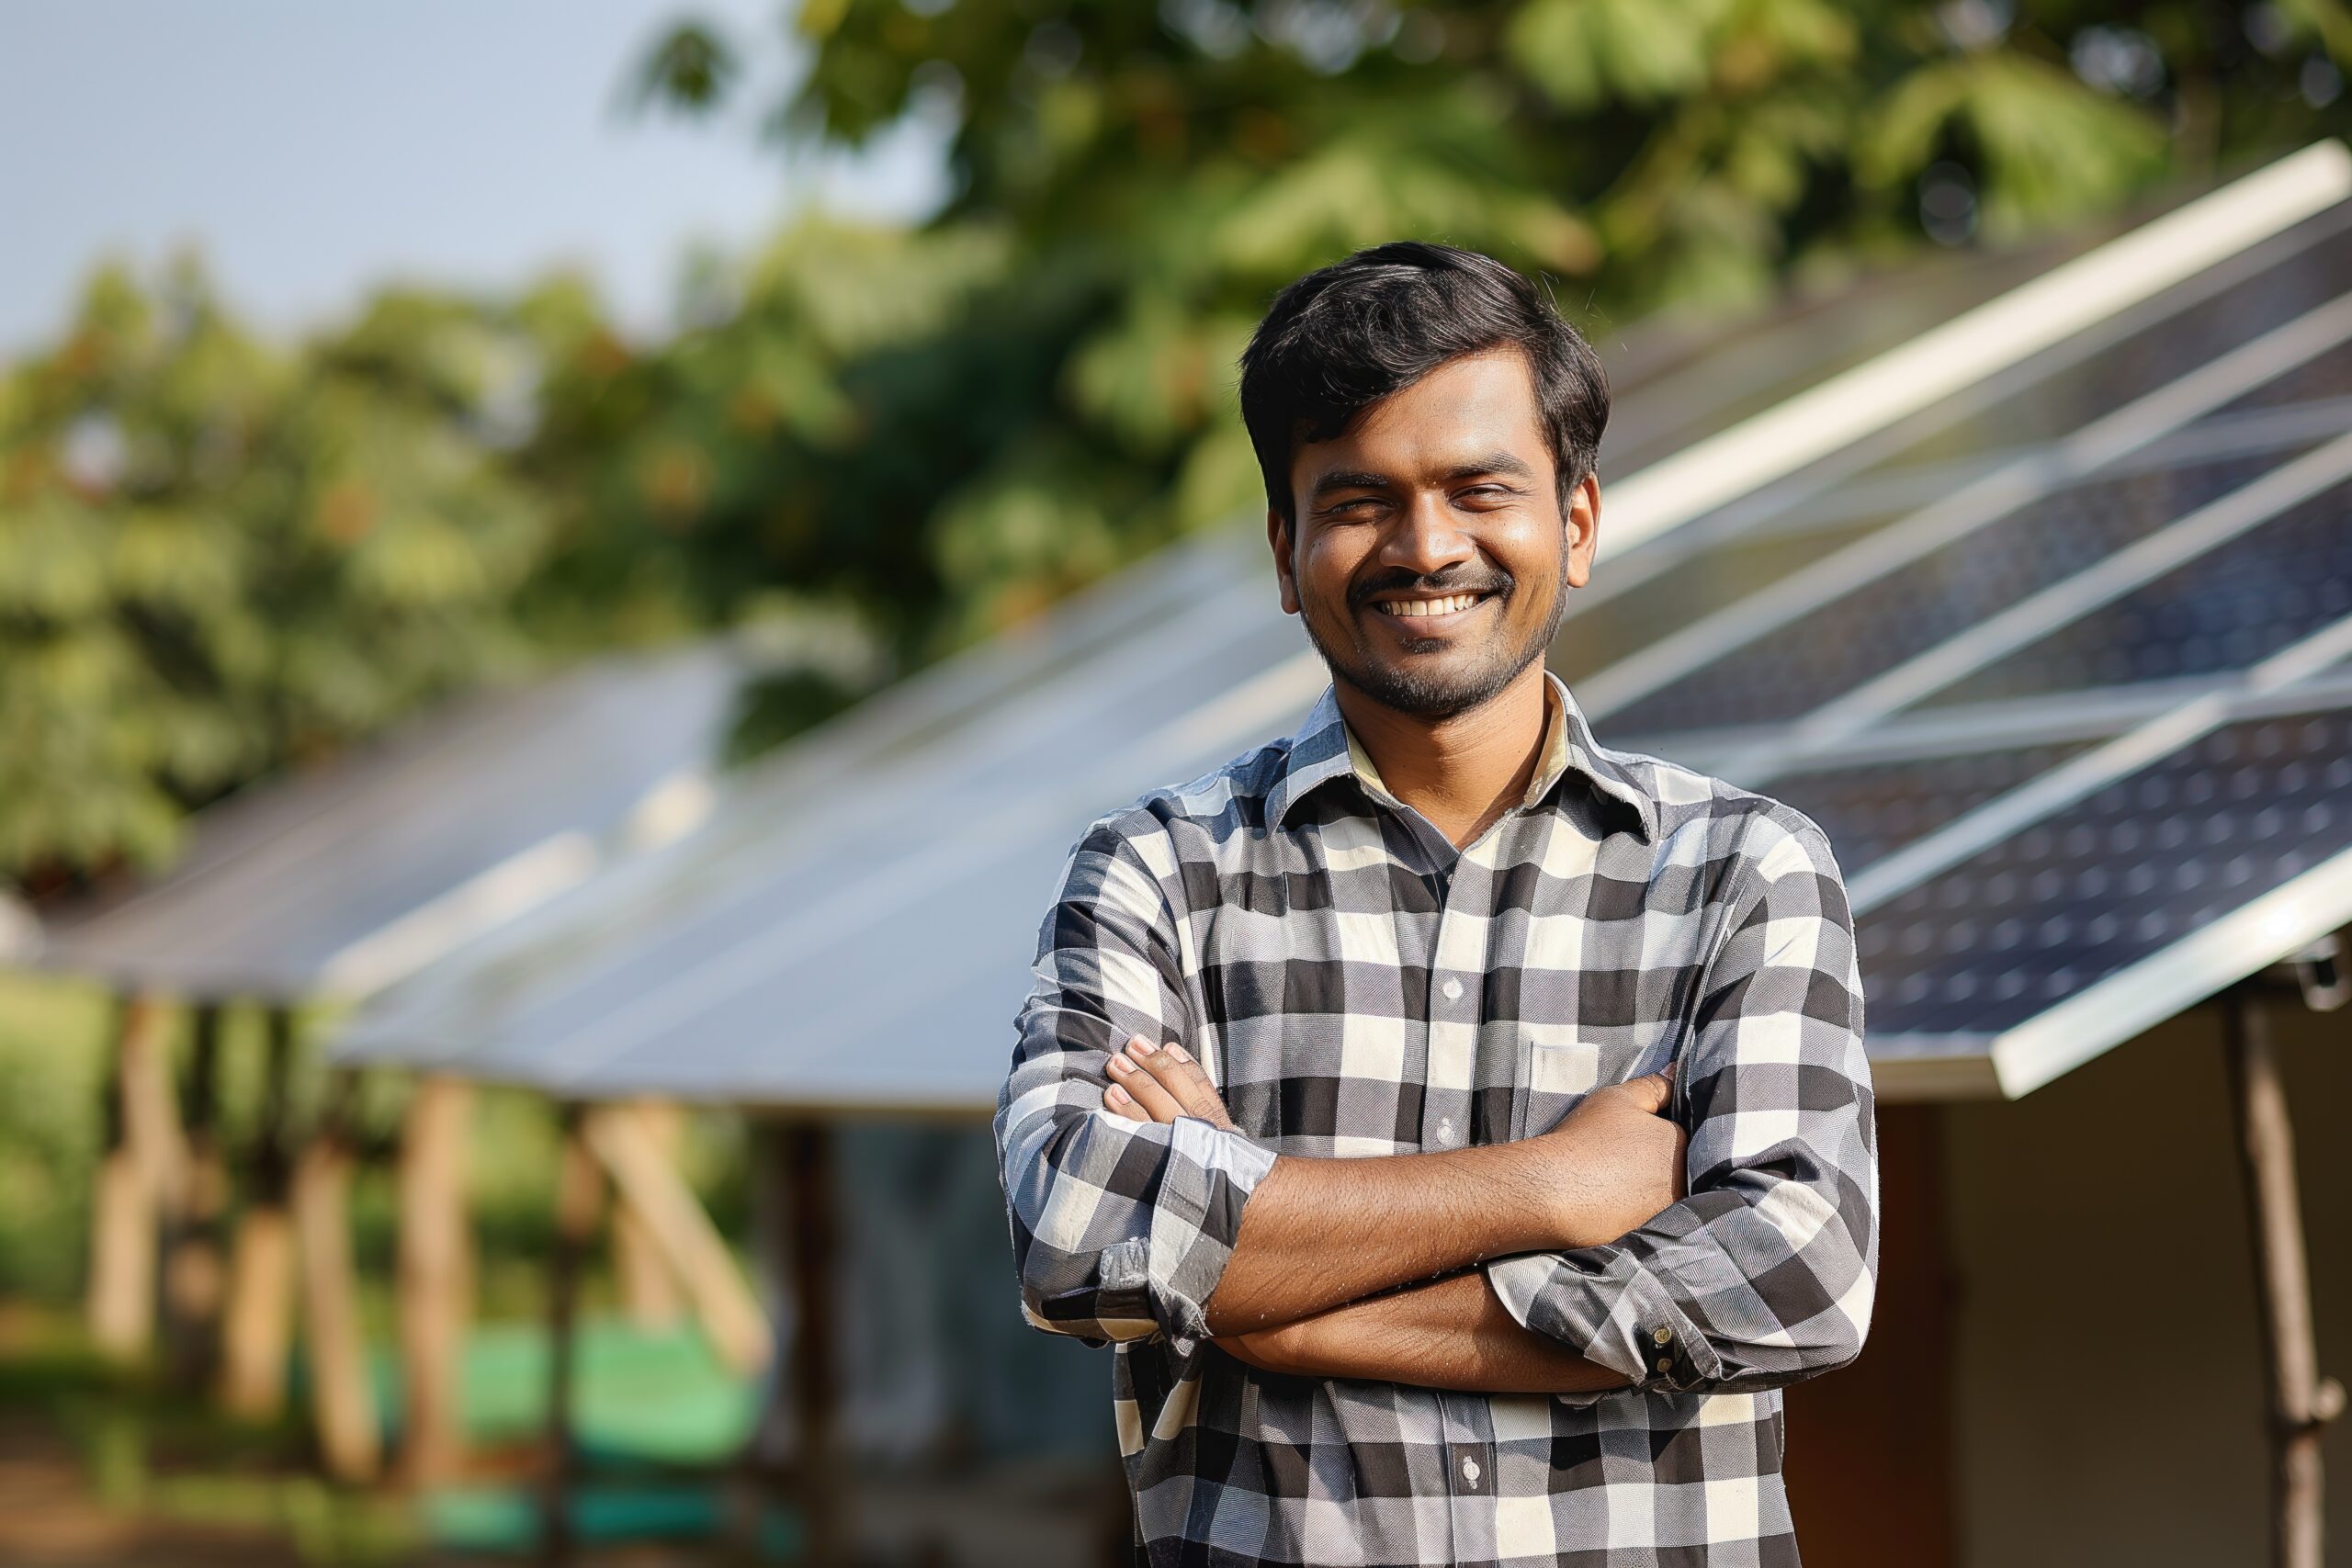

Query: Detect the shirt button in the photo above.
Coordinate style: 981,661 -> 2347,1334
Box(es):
1656,1358 -> 1674,1374
1461,1455 -> 1481,1486
1652,1326 -> 1673,1346
1441,977 -> 1464,1001
1435,1118 -> 1455,1145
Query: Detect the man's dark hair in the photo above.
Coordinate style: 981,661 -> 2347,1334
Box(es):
1238,241 -> 1609,530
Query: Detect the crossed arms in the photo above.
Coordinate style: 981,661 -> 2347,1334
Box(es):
1102,1035 -> 1679,1393
995,812 -> 1878,1401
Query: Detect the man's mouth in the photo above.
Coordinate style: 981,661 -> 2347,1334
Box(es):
1368,591 -> 1494,625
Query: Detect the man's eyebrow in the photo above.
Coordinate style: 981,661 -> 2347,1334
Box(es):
1441,451 -> 1539,483
1306,452 -> 1539,501
1306,468 -> 1396,501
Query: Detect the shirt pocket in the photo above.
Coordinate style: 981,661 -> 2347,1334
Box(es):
1510,1023 -> 1674,1140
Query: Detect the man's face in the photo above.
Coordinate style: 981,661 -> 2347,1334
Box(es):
1267,348 -> 1600,717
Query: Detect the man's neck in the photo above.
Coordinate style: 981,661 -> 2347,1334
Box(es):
1334,663 -> 1552,850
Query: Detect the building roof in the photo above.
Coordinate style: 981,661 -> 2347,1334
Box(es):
26,641 -> 749,1000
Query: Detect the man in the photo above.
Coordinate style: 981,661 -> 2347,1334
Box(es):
997,242 -> 1876,1567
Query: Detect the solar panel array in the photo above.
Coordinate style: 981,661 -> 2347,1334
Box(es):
28,643 -> 752,1000
334,146 -> 2352,1106
1586,189 -> 2352,1096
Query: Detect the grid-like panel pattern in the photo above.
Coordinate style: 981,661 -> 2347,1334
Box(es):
1857,703 -> 2352,1040
1767,739 -> 2105,875
1922,479 -> 2352,708
1609,446 -> 2312,736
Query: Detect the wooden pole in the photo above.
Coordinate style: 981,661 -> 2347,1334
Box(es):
86,993 -> 175,1360
397,1075 -> 475,1485
2222,987 -> 2345,1568
742,1123 -> 796,1545
783,1120 -> 844,1568
582,1104 -> 769,1376
119,994 -> 188,1208
164,1003 -> 230,1389
293,1078 -> 380,1483
220,1005 -> 299,1418
611,1100 -> 687,1330
542,1104 -> 604,1566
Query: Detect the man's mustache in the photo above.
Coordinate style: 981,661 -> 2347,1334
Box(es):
1349,571 -> 1512,609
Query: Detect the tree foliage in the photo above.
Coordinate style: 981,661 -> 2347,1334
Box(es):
0,263 -> 550,883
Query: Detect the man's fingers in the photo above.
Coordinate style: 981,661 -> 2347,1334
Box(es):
1126,1037 -> 1235,1130
1108,1044 -> 1185,1122
1615,1069 -> 1674,1115
1102,1079 -> 1151,1122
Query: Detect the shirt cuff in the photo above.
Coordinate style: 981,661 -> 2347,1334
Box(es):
1486,1247 -> 1723,1404
1114,1114 -> 1276,1357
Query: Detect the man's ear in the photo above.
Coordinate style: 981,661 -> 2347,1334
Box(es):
1564,473 -> 1601,591
1266,507 -> 1301,615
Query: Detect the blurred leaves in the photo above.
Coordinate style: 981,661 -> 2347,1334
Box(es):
0,263 -> 549,880
628,17 -> 742,114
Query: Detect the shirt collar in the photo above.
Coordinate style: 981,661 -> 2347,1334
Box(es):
1266,668 -> 1657,842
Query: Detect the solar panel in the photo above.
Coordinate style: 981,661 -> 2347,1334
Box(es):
1766,739 -> 2108,875
1577,302 -> 2352,735
1919,478 -> 2352,709
1845,200 -> 2352,471
2199,324 -> 2352,419
28,644 -> 752,999
1602,446 -> 2322,739
1858,695 -> 2352,1044
1548,514 -> 1898,685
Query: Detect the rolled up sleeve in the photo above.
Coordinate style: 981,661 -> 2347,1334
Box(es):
996,816 -> 1275,1356
1487,813 -> 1877,1400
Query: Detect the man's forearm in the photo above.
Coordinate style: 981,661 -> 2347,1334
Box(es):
1202,1143 -> 1566,1334
1102,1037 -> 1681,1337
1218,1270 -> 1629,1395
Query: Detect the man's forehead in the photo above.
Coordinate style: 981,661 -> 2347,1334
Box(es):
1292,350 -> 1547,477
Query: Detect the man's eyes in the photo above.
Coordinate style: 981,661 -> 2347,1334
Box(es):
1320,485 -> 1519,517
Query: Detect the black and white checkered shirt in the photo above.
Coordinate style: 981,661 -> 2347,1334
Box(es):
999,669 -> 1876,1566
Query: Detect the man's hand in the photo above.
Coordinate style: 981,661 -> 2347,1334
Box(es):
1531,1066 -> 1686,1249
1215,1272 -> 1630,1395
1101,1033 -> 1238,1130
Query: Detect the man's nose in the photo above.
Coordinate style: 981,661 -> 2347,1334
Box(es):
1378,491 -> 1477,579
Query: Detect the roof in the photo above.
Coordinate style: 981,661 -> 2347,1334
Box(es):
25,641 -> 749,1000
335,142 -> 2352,1108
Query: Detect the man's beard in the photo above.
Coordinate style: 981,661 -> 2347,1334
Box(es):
1299,533 -> 1572,718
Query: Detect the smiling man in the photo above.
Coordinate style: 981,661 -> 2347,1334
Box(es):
997,243 -> 1877,1567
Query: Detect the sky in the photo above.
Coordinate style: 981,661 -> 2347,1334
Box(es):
0,0 -> 950,353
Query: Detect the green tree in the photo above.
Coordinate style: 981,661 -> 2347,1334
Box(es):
0,260 -> 551,882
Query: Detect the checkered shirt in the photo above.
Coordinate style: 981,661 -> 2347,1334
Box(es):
997,669 -> 1877,1567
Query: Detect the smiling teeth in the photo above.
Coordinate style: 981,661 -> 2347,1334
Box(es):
1383,594 -> 1482,617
